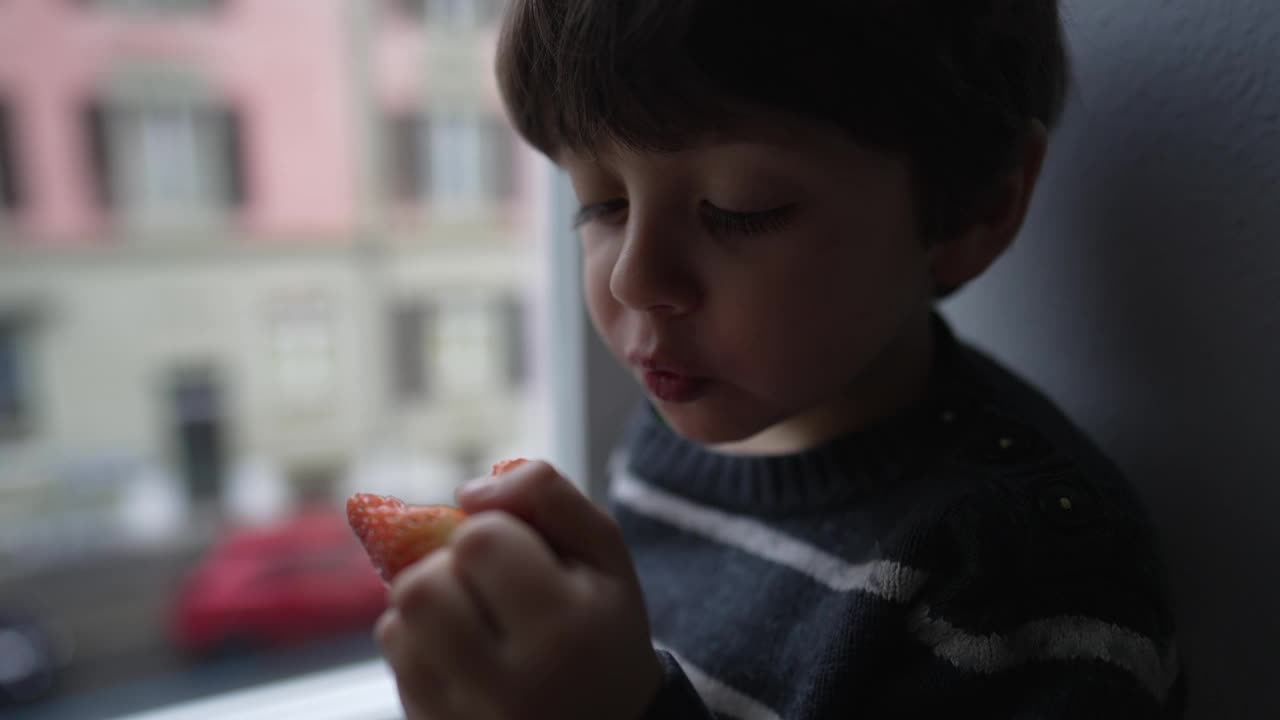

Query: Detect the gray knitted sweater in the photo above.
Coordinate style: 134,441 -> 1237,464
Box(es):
612,317 -> 1184,719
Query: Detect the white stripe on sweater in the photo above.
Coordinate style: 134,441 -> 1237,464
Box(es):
910,607 -> 1180,703
654,642 -> 784,720
610,460 -> 927,602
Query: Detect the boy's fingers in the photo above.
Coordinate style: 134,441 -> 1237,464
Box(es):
456,460 -> 627,572
448,511 -> 570,631
375,610 -> 452,717
387,549 -> 503,678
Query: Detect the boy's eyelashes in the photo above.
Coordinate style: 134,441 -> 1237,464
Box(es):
571,198 -> 797,236
572,198 -> 629,229
700,201 -> 796,237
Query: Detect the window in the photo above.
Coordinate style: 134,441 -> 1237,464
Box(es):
0,101 -> 21,213
434,296 -> 501,394
399,0 -> 504,27
388,109 -> 514,210
85,99 -> 245,228
0,320 -> 32,438
429,294 -> 528,395
270,296 -> 337,408
3,4 -> 562,716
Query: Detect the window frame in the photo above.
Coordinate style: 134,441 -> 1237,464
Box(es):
85,67 -> 247,234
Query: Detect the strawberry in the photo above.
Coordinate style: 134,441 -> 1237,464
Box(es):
490,457 -> 529,476
345,494 -> 465,583
346,458 -> 528,582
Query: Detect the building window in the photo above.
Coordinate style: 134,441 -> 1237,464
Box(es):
0,101 -> 21,213
388,110 -> 513,210
426,294 -> 526,396
270,296 -> 336,407
0,320 -> 33,438
84,99 -> 245,229
434,296 -> 501,394
398,0 -> 504,27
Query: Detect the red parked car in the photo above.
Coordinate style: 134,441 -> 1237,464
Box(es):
173,509 -> 387,658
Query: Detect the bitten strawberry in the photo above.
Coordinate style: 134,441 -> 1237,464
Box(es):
489,457 -> 529,476
346,458 -> 528,582
345,495 -> 465,583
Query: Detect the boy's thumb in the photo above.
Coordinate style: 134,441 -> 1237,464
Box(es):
456,460 -> 626,572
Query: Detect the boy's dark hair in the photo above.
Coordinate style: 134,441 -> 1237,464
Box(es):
496,0 -> 1068,249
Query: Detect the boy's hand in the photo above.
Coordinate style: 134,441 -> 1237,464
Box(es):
375,461 -> 663,720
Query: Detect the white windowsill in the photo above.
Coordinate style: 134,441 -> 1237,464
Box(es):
108,659 -> 402,720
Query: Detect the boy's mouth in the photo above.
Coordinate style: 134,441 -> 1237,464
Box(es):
642,371 -> 711,403
627,353 -> 712,403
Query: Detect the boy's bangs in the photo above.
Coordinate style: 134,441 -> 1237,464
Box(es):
496,1 -> 915,157
497,1 -> 732,156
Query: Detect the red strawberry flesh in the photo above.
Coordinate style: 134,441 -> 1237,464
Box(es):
345,494 -> 465,582
490,458 -> 528,476
346,458 -> 528,582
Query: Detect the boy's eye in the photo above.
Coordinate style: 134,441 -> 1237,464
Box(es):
570,198 -> 796,237
572,198 -> 628,229
701,202 -> 796,237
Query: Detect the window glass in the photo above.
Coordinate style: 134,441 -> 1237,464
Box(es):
0,1 -> 555,716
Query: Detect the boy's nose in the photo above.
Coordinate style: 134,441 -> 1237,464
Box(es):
608,223 -> 700,316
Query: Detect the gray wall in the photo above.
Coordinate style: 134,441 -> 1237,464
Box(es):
944,1 -> 1280,717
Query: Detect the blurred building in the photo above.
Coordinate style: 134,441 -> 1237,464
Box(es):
0,0 -> 547,565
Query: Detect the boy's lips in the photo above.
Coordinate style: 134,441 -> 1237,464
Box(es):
626,351 -> 708,377
628,353 -> 712,403
642,371 -> 711,403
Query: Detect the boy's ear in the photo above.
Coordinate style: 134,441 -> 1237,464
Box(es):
930,122 -> 1049,290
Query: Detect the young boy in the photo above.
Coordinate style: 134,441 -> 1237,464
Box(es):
374,1 -> 1184,718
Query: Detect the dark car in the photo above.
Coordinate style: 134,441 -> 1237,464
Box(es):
172,508 -> 387,658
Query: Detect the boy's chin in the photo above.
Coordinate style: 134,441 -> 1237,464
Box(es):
651,402 -> 777,448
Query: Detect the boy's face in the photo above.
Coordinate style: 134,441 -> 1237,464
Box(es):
563,117 -> 939,452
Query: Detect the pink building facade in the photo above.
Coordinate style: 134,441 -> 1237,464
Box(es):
0,0 -> 511,245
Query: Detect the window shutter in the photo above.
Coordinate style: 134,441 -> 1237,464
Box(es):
387,112 -> 423,204
0,103 -> 21,211
0,322 -> 26,433
84,101 -> 113,208
221,106 -> 246,209
499,294 -> 526,387
390,301 -> 436,402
